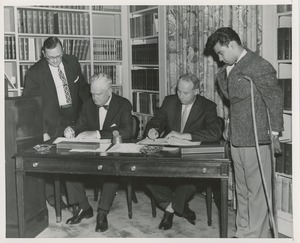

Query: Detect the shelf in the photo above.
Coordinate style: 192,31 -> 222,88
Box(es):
17,6 -> 90,13
132,89 -> 159,94
130,6 -> 158,15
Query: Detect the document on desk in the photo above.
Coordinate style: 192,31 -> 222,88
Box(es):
137,137 -> 201,146
106,143 -> 145,153
53,137 -> 111,144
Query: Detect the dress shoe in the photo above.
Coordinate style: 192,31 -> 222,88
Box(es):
158,211 -> 174,230
182,206 -> 196,225
95,212 -> 108,232
66,207 -> 93,224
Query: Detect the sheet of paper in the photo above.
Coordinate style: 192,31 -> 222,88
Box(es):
53,137 -> 111,144
69,143 -> 112,153
106,143 -> 145,153
137,137 -> 201,146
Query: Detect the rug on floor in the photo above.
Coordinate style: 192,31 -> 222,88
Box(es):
37,188 -> 236,238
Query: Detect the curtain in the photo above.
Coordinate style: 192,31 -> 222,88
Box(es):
166,5 -> 263,118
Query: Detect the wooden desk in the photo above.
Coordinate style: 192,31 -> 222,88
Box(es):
15,145 -> 230,238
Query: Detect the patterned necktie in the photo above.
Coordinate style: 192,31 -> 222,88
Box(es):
180,105 -> 188,133
57,66 -> 72,104
97,105 -> 109,110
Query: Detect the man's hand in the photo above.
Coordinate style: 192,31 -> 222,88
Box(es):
272,135 -> 282,155
64,126 -> 75,138
76,131 -> 98,139
148,128 -> 159,140
166,131 -> 192,140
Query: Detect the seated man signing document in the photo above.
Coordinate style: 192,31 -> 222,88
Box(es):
144,73 -> 222,230
63,73 -> 133,233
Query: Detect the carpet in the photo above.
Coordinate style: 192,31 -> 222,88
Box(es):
36,186 -> 236,238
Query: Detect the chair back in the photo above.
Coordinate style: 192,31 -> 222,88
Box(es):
132,115 -> 140,139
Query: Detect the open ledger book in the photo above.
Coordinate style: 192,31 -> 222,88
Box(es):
137,137 -> 201,146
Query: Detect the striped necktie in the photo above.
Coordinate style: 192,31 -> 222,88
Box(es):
57,66 -> 72,104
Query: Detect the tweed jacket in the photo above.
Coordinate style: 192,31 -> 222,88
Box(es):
74,93 -> 133,139
23,54 -> 90,137
144,94 -> 222,142
216,50 -> 284,147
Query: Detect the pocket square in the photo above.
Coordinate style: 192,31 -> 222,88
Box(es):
110,124 -> 117,127
74,76 -> 79,83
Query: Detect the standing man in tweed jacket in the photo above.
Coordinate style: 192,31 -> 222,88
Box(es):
205,27 -> 284,238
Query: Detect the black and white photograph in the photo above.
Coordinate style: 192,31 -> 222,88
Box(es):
1,0 -> 299,242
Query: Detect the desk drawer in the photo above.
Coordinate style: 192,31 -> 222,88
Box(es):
23,158 -> 116,175
118,161 -> 223,178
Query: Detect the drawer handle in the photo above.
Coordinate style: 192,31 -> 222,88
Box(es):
202,168 -> 207,173
131,166 -> 136,172
97,165 -> 103,170
32,162 -> 39,167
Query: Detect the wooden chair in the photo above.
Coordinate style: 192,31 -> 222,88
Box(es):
93,114 -> 140,218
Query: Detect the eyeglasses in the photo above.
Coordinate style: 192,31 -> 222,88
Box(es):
44,53 -> 63,61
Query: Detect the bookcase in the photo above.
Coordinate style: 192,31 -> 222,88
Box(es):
128,6 -> 167,138
4,5 -> 126,98
275,4 -> 293,238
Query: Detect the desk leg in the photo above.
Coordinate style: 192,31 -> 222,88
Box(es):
220,178 -> 228,238
54,174 -> 61,223
127,178 -> 133,219
15,156 -> 25,237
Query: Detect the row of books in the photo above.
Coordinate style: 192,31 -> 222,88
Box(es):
131,69 -> 159,91
275,142 -> 292,175
92,6 -> 121,12
132,91 -> 159,115
93,39 -> 122,61
278,79 -> 292,111
94,65 -> 122,85
132,43 -> 158,65
130,6 -> 155,13
276,175 -> 292,214
62,39 -> 90,60
17,9 -> 90,35
277,5 -> 292,13
277,28 -> 292,60
130,12 -> 158,38
4,36 -> 16,60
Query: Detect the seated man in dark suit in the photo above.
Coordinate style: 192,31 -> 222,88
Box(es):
63,73 -> 133,232
144,73 -> 222,230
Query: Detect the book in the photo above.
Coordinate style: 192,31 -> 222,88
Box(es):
181,141 -> 224,154
137,137 -> 201,147
56,141 -> 101,150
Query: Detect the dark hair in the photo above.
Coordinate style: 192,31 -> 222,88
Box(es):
204,27 -> 241,56
178,73 -> 200,90
42,37 -> 63,52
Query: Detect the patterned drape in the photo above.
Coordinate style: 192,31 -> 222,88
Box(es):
166,5 -> 262,118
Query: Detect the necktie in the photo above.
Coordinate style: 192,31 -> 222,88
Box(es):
181,105 -> 188,133
57,66 -> 72,104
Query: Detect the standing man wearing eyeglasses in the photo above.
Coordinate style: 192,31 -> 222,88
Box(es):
23,36 -> 90,208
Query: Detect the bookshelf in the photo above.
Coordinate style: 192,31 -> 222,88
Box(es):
275,4 -> 293,238
128,6 -> 167,138
4,5 -> 126,97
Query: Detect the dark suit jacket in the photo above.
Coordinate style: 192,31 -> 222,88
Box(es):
74,93 -> 133,139
144,94 -> 222,142
216,50 -> 284,146
23,55 -> 90,137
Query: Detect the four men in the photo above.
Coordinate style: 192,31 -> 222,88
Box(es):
23,29 -> 283,237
